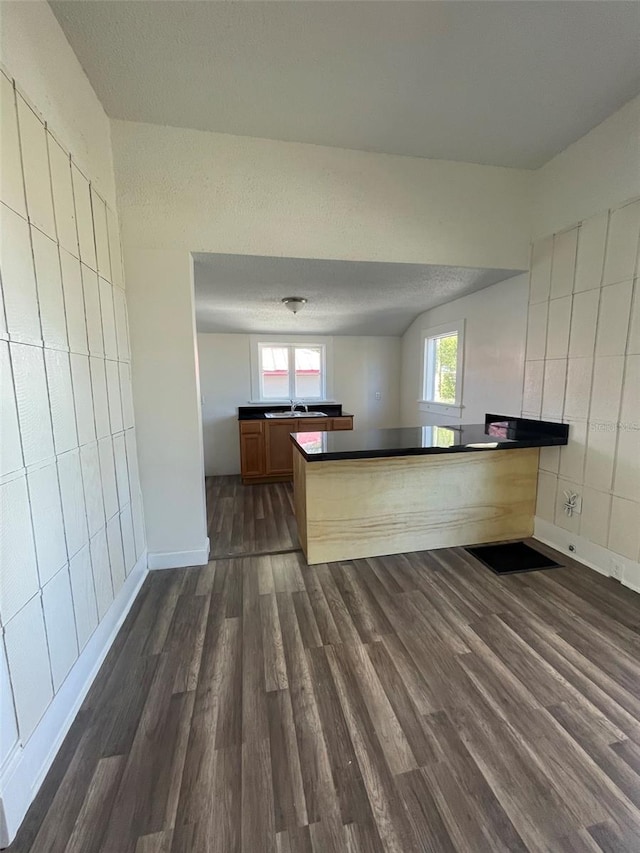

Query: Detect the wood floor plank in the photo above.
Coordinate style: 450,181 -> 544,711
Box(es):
27,720 -> 106,853
172,594 -> 232,832
366,640 -> 439,767
276,594 -> 341,828
275,825 -> 314,853
206,746 -> 242,853
208,476 -> 298,558
314,563 -> 363,646
301,565 -> 342,646
99,652 -> 186,852
420,710 -> 529,853
393,768 -> 457,853
499,704 -> 633,829
64,755 -> 125,853
257,554 -> 275,595
10,475 -> 640,853
243,558 -> 269,744
6,708 -> 91,853
213,617 -> 243,749
135,830 -> 174,853
164,592 -> 210,694
276,826 -> 313,853
549,703 -> 640,811
448,692 -> 590,850
587,819 -> 640,853
306,645 -> 373,829
611,738 -> 640,775
500,610 -> 640,744
325,644 -> 419,853
241,737 -> 276,853
328,562 -> 394,644
292,590 -> 324,649
260,592 -> 289,692
339,642 -> 417,776
266,689 -> 309,833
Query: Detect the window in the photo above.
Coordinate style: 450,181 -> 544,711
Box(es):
420,321 -> 464,415
257,342 -> 326,400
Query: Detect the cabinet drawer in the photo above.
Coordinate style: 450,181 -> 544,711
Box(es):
332,417 -> 353,430
240,420 -> 264,434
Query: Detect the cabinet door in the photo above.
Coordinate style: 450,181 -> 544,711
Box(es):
240,431 -> 265,478
331,416 -> 353,430
240,420 -> 263,434
297,418 -> 331,432
265,419 -> 296,475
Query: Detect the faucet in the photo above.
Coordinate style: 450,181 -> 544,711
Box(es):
290,399 -> 307,413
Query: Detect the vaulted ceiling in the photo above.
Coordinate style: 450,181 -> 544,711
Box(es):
193,253 -> 522,335
51,0 -> 640,169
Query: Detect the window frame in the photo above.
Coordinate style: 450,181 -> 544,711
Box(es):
249,335 -> 333,403
418,320 -> 465,418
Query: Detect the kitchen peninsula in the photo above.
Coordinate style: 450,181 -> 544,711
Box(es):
292,415 -> 569,564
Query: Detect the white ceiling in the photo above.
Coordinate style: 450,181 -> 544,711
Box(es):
50,1 -> 639,169
193,253 -> 523,336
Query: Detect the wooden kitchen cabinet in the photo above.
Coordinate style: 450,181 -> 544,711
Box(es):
265,418 -> 325,476
239,421 -> 266,479
239,415 -> 353,483
265,419 -> 299,475
332,417 -> 353,430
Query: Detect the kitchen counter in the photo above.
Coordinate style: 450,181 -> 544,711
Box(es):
292,415 -> 568,564
238,403 -> 350,420
291,415 -> 568,461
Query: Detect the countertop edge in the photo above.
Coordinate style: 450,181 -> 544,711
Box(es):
290,436 -> 567,462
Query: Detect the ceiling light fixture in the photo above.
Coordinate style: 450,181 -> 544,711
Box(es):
282,297 -> 307,314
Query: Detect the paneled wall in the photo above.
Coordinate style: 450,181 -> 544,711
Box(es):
0,71 -> 146,760
522,198 -> 640,579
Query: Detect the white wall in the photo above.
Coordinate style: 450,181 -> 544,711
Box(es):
198,333 -> 402,476
113,120 -> 532,268
0,4 -> 146,844
526,199 -> 640,593
401,275 -> 529,427
125,249 -> 208,568
0,1 -> 116,208
112,119 -> 531,562
531,95 -> 640,240
198,335 -> 251,476
523,97 -> 640,592
334,336 -> 402,429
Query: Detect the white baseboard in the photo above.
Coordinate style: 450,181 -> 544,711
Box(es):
147,538 -> 210,570
534,517 -> 640,594
0,553 -> 148,847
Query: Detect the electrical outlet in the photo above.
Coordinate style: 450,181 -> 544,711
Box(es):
375,392 -> 381,400
610,559 -> 623,581
562,490 -> 582,516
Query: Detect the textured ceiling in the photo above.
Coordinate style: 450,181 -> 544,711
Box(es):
193,254 -> 523,336
50,0 -> 640,169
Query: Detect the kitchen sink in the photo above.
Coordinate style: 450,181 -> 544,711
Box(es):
265,411 -> 328,418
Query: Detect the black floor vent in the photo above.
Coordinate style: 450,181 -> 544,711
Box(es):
465,541 -> 562,575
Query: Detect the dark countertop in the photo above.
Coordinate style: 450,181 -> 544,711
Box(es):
290,414 -> 569,462
238,403 -> 349,420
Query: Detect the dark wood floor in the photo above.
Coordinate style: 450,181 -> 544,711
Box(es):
9,478 -> 640,852
207,475 -> 298,558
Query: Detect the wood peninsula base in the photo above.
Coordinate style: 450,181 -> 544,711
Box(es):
293,447 -> 540,564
